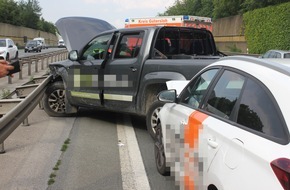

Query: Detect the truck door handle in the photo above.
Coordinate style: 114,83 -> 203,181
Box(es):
130,67 -> 137,72
207,138 -> 218,149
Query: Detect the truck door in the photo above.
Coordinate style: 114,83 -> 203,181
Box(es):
102,32 -> 144,112
67,33 -> 114,107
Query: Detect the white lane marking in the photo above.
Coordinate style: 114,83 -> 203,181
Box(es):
117,114 -> 151,190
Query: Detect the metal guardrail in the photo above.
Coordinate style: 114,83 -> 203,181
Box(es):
0,49 -> 68,153
0,75 -> 52,153
7,49 -> 68,84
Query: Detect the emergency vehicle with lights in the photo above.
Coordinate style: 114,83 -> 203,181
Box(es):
125,15 -> 212,31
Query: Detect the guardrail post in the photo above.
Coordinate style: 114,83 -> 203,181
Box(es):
41,58 -> 44,70
8,76 -> 12,84
23,118 -> 29,126
19,61 -> 23,80
0,142 -> 5,154
35,59 -> 38,73
46,57 -> 49,67
28,61 -> 31,76
39,100 -> 44,109
48,55 -> 51,64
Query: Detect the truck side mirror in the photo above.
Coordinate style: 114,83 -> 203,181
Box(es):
68,50 -> 79,61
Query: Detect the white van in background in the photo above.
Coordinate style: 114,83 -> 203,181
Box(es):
33,37 -> 48,49
58,39 -> 65,48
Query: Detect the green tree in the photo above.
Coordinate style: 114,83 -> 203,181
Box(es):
162,0 -> 290,19
243,2 -> 290,53
160,0 -> 188,15
0,0 -> 21,25
213,0 -> 244,19
198,0 -> 214,17
241,0 -> 290,12
0,0 -> 56,34
18,0 -> 42,29
38,18 -> 56,34
161,0 -> 213,17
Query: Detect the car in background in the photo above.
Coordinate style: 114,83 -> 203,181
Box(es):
260,49 -> 290,58
24,40 -> 42,53
154,56 -> 290,190
33,37 -> 48,49
0,38 -> 18,60
58,40 -> 65,48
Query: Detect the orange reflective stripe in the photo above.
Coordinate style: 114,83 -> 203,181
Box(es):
184,111 -> 208,190
185,111 -> 208,148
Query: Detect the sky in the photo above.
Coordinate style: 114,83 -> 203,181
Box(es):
37,0 -> 176,28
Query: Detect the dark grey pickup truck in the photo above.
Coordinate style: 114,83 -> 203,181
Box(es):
43,17 -> 224,138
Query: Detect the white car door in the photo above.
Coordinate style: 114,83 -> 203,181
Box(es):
161,68 -> 219,189
201,69 -> 289,189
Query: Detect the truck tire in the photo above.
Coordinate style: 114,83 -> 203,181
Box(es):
154,123 -> 170,175
43,81 -> 67,117
146,101 -> 165,139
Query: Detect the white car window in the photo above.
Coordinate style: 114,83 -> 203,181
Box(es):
0,40 -> 6,47
179,69 -> 219,109
204,70 -> 245,119
263,51 -> 271,58
284,53 -> 290,58
237,78 -> 287,143
275,51 -> 280,58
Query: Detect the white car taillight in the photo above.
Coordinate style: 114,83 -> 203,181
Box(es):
271,158 -> 290,190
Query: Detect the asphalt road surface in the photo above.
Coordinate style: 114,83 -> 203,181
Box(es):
0,107 -> 176,190
46,109 -> 176,190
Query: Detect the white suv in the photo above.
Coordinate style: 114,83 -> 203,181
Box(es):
0,38 -> 18,60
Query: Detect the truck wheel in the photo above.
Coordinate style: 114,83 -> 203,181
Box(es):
146,101 -> 165,139
154,123 -> 169,175
43,81 -> 67,117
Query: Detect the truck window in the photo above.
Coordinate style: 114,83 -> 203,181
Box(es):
153,27 -> 215,59
115,33 -> 143,59
81,34 -> 112,60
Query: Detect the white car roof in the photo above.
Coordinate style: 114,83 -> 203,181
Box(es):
203,56 -> 290,129
210,56 -> 290,75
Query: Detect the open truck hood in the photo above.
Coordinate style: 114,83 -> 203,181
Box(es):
55,17 -> 116,52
